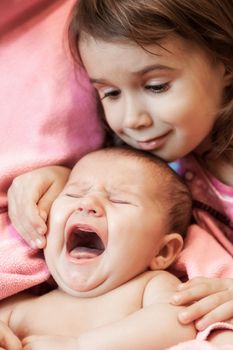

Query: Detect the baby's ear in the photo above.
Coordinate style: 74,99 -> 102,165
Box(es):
149,233 -> 183,271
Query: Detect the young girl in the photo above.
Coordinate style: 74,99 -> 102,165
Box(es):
8,0 -> 233,341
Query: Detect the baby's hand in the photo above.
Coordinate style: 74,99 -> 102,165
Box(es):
0,321 -> 22,350
170,277 -> 233,330
8,166 -> 71,249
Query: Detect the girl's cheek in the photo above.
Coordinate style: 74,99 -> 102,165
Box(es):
105,113 -> 119,131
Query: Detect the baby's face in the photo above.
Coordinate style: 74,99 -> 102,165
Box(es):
44,151 -> 168,297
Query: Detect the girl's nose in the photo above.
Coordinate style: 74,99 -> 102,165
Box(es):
123,111 -> 152,129
123,99 -> 153,130
76,196 -> 104,217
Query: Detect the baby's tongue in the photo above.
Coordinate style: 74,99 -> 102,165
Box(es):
70,247 -> 102,259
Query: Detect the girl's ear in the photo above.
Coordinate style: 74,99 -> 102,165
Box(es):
223,66 -> 233,87
149,233 -> 183,271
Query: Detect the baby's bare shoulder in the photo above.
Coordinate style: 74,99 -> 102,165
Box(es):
142,270 -> 180,306
0,292 -> 36,325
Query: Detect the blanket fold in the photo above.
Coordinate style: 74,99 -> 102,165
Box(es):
0,214 -> 49,300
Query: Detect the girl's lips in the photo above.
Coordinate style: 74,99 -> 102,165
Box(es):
137,131 -> 171,151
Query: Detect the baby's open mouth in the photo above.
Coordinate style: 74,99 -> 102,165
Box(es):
67,226 -> 105,260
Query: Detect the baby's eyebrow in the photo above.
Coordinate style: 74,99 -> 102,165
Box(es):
107,185 -> 137,197
65,181 -> 92,194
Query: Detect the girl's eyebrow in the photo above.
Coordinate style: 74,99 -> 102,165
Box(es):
90,78 -> 109,85
90,64 -> 175,84
133,64 -> 175,75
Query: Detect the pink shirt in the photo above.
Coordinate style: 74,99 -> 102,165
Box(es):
172,155 -> 233,345
173,154 -> 233,256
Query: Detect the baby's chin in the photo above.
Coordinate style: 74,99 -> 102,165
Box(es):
56,277 -> 119,298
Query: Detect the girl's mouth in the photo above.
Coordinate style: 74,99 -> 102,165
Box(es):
137,131 -> 171,151
66,225 -> 105,260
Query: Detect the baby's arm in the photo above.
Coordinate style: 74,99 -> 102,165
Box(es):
8,166 -> 71,249
76,271 -> 196,350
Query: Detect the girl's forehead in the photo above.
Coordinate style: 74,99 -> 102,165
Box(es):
79,34 -> 210,75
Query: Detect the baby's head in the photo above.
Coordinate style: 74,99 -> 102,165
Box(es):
69,0 -> 232,161
45,147 -> 191,297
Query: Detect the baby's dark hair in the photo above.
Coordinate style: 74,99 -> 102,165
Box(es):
68,0 -> 233,161
101,146 -> 192,237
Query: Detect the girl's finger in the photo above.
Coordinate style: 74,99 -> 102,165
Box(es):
176,277 -> 210,290
195,300 -> 233,331
176,277 -> 232,292
172,282 -> 230,305
178,290 -> 233,325
37,183 -> 63,221
172,285 -> 214,305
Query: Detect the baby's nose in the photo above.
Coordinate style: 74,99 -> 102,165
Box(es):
76,197 -> 104,217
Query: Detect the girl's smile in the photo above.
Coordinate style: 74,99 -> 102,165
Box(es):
79,35 -> 227,162
137,131 -> 172,151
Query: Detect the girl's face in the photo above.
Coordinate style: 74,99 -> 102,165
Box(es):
79,35 -> 227,162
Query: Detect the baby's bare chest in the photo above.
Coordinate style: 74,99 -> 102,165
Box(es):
11,274 -> 151,339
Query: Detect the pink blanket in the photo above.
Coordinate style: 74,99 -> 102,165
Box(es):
0,0 -> 104,210
0,214 -> 49,300
168,322 -> 233,349
169,340 -> 233,350
174,224 -> 233,280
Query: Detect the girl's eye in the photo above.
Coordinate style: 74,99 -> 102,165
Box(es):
145,82 -> 170,93
100,89 -> 121,100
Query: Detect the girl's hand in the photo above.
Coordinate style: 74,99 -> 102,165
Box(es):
170,277 -> 233,331
8,166 -> 71,249
0,321 -> 22,350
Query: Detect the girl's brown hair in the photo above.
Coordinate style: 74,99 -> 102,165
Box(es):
68,0 -> 233,160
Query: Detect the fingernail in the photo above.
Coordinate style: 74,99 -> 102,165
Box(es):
176,283 -> 185,290
171,294 -> 181,304
179,311 -> 189,322
35,238 -> 44,249
30,240 -> 37,249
